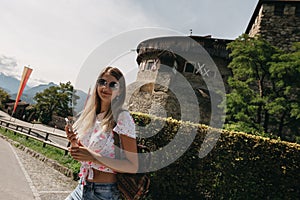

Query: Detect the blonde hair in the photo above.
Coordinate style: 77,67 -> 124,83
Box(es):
73,66 -> 126,139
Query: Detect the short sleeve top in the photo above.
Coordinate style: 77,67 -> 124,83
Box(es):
78,111 -> 136,183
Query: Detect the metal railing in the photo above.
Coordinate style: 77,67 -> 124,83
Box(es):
0,118 -> 70,155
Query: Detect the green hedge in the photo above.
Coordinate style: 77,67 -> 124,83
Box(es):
131,112 -> 300,199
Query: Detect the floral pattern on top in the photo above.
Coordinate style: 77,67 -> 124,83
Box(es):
78,111 -> 136,185
113,111 -> 136,138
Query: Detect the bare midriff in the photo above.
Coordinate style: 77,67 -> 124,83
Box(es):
87,168 -> 117,183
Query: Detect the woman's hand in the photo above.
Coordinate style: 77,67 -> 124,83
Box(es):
69,146 -> 100,163
64,125 -> 78,147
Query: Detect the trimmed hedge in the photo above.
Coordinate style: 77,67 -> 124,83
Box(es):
131,112 -> 300,199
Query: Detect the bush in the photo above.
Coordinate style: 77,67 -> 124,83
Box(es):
131,112 -> 300,199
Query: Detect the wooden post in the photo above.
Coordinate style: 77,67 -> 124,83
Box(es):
26,128 -> 31,139
5,123 -> 9,132
43,132 -> 49,148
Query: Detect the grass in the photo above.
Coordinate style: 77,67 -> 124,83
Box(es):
0,127 -> 80,179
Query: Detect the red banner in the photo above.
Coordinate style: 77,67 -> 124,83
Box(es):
13,66 -> 33,114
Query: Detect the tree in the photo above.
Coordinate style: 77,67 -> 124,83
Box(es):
33,81 -> 78,124
225,34 -> 300,142
0,88 -> 10,110
268,42 -> 300,141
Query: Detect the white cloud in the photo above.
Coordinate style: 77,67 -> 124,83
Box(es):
0,55 -> 19,76
0,0 -> 160,88
0,0 -> 258,89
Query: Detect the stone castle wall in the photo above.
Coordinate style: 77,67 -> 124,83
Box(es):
248,2 -> 300,50
127,57 -> 228,124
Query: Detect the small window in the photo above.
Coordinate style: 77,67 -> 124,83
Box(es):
296,5 -> 300,17
184,62 -> 195,73
274,4 -> 284,16
146,61 -> 154,70
139,61 -> 146,71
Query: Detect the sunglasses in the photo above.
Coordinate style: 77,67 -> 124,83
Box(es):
97,78 -> 120,90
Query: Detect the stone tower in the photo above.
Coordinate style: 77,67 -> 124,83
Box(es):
246,0 -> 300,51
127,36 -> 232,125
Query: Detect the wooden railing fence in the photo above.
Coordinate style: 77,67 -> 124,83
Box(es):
0,119 -> 70,155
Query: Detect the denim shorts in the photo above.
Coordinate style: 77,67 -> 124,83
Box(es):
65,180 -> 120,200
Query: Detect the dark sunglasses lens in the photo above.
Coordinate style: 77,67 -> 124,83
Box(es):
109,82 -> 119,90
98,79 -> 119,90
98,79 -> 106,86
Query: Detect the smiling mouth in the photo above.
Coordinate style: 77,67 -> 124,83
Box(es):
102,91 -> 111,96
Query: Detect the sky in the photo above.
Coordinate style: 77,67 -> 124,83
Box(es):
0,0 -> 258,92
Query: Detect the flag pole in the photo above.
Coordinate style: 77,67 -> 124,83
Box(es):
11,66 -> 33,120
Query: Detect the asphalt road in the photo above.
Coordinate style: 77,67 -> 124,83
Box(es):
0,136 -> 35,200
0,136 -> 78,200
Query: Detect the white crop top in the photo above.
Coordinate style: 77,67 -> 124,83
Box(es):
78,111 -> 136,184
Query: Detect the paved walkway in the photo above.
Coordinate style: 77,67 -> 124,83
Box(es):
0,136 -> 78,200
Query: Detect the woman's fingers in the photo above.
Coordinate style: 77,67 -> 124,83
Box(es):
77,140 -> 83,147
65,125 -> 78,143
69,147 -> 80,158
69,146 -> 76,152
64,125 -> 71,133
68,134 -> 76,141
68,146 -> 95,162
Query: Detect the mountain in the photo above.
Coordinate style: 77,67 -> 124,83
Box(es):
0,73 -> 87,114
10,82 -> 58,104
0,72 -> 31,93
74,89 -> 88,113
24,82 -> 57,96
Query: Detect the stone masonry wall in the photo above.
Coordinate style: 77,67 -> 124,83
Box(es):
248,2 -> 300,51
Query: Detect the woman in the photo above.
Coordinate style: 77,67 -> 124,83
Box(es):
65,66 -> 138,200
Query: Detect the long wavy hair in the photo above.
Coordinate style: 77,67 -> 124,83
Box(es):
73,66 -> 126,138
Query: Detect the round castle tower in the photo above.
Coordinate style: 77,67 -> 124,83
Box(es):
127,36 -> 232,125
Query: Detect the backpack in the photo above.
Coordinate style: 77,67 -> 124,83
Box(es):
113,132 -> 151,200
